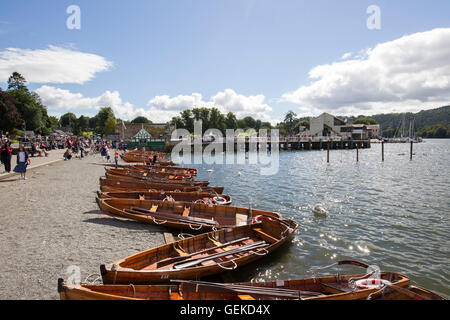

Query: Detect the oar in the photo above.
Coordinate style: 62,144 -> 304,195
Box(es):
175,280 -> 323,299
172,241 -> 268,270
156,237 -> 250,268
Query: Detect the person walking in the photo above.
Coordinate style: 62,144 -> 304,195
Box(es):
0,141 -> 13,173
13,145 -> 29,180
101,145 -> 107,161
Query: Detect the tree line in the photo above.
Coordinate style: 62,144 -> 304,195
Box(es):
0,72 -> 157,137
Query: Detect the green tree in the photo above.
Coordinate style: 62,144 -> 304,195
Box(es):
7,72 -> 28,92
60,112 -> 77,127
47,116 -> 60,129
352,117 -> 378,125
225,112 -> 238,130
131,116 -> 152,124
180,109 -> 194,133
104,117 -> 117,134
0,89 -> 23,131
170,116 -> 184,129
94,107 -> 115,134
242,116 -> 256,129
299,120 -> 310,129
77,115 -> 90,132
8,89 -> 44,131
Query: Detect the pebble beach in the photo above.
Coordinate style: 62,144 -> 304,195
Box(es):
0,155 -> 165,300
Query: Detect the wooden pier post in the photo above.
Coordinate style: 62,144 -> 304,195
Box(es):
356,142 -> 359,162
382,141 -> 384,162
410,141 -> 413,160
327,141 -> 330,163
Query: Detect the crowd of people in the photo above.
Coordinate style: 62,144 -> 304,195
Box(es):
1,131 -> 129,179
63,138 -> 127,166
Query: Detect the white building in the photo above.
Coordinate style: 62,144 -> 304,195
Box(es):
309,113 -> 346,137
309,113 -> 380,139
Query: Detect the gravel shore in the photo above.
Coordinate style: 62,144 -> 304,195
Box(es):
0,155 -> 165,300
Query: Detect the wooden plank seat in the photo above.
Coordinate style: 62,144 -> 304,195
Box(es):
128,207 -> 218,226
252,228 -> 278,244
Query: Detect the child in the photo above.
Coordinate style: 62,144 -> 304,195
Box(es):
114,150 -> 119,168
13,145 -> 30,180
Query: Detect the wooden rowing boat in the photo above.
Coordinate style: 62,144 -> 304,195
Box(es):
99,177 -> 224,193
105,168 -> 193,181
97,190 -> 232,205
368,285 -> 446,300
105,168 -> 193,180
100,218 -> 298,284
96,198 -> 279,231
104,173 -> 210,187
131,164 -> 197,176
121,152 -> 177,166
58,261 -> 411,300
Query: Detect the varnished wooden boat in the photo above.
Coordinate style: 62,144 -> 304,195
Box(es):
97,190 -> 232,205
58,261 -> 411,300
131,164 -> 197,176
99,177 -> 224,193
368,285 -> 446,300
121,152 -> 177,166
96,198 -> 279,231
105,168 -> 193,180
100,218 -> 298,284
104,173 -> 210,187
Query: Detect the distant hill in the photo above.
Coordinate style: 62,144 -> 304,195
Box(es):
338,105 -> 450,137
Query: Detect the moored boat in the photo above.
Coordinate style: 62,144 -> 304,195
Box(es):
105,168 -> 193,180
368,285 -> 446,300
96,198 -> 279,231
98,190 -> 232,205
99,177 -> 224,194
131,165 -> 197,176
104,173 -> 210,187
100,218 -> 298,284
58,261 -> 411,300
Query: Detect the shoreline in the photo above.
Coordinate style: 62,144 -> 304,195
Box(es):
0,154 -> 165,300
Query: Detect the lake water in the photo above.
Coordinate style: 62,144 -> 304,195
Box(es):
174,139 -> 450,298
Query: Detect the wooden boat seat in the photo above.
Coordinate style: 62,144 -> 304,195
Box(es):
252,228 -> 278,244
139,195 -> 145,200
182,207 -> 190,217
150,205 -> 158,213
320,282 -> 353,294
238,294 -> 255,300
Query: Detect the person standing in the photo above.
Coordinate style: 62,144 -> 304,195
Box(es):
0,141 -> 13,173
13,145 -> 29,180
114,149 -> 119,168
79,140 -> 85,159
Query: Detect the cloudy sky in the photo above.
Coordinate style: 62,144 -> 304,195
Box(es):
1,0 -> 450,124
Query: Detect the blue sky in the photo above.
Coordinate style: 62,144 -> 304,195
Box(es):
1,0 -> 450,123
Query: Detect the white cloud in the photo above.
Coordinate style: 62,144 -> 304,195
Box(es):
282,28 -> 450,116
0,45 -> 112,84
37,86 -> 274,124
147,89 -> 273,122
341,52 -> 352,60
35,85 -> 144,120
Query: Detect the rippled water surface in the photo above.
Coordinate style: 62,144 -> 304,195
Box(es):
175,139 -> 450,298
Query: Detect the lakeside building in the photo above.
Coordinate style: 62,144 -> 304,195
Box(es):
308,113 -> 380,139
115,121 -> 175,147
